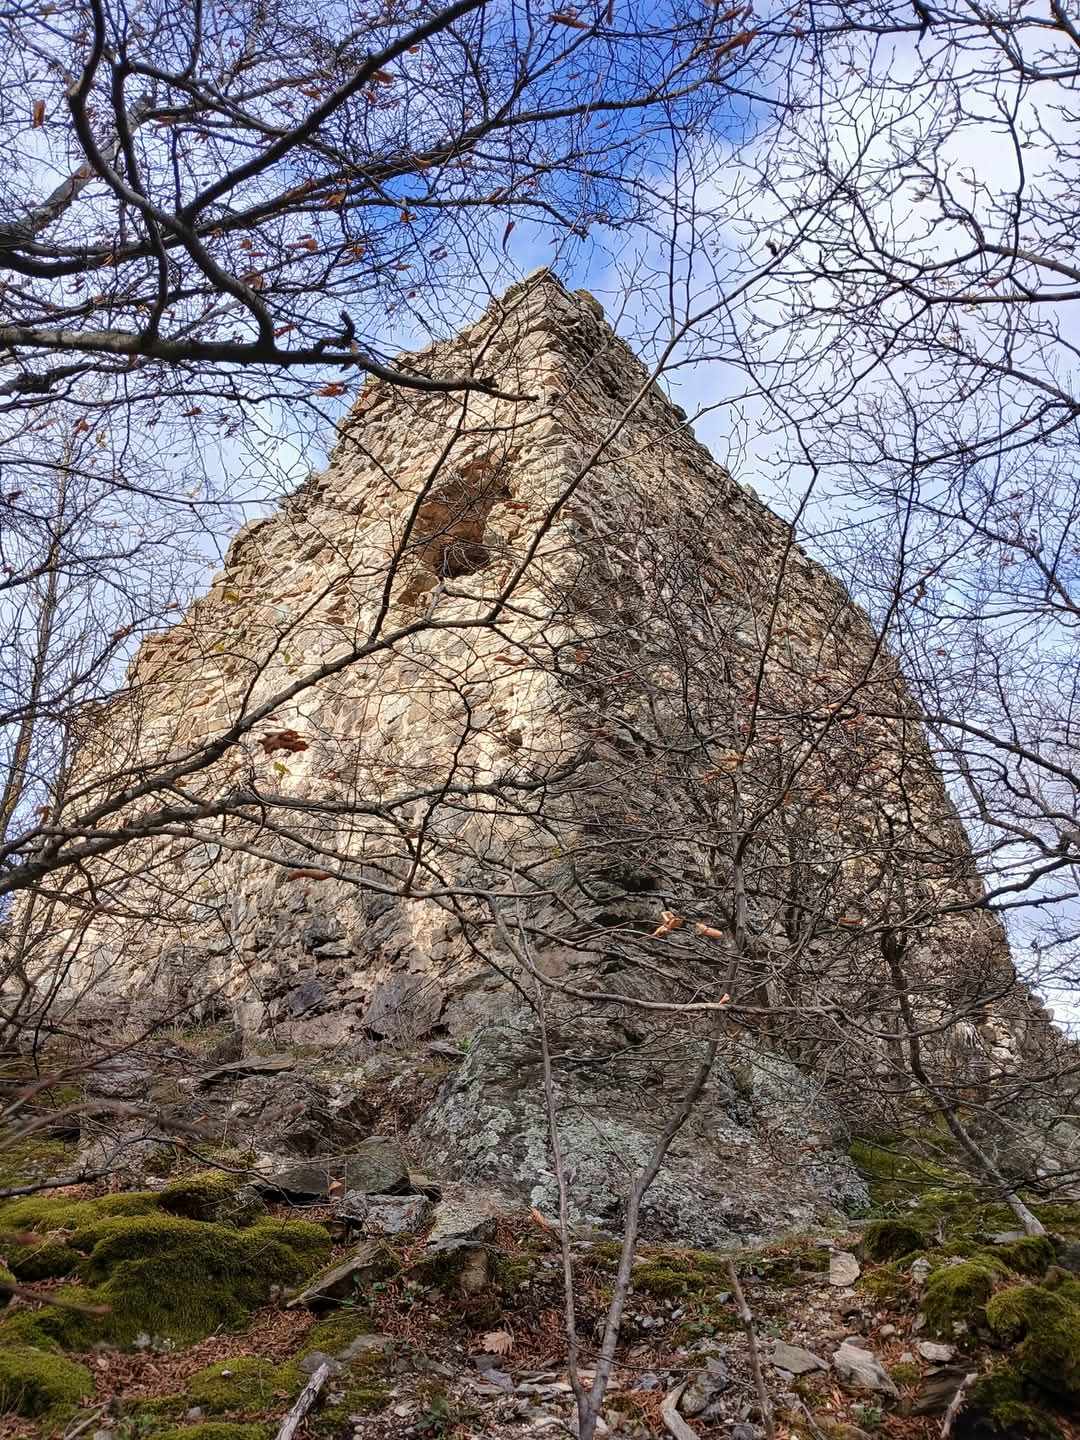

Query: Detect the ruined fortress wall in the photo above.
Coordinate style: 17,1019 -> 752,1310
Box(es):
28,270 -> 1016,1062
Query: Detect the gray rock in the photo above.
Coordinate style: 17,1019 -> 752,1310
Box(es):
285,976 -> 325,1015
338,1334 -> 394,1362
197,1052 -> 295,1087
259,1136 -> 410,1199
829,1251 -> 861,1287
731,1425 -> 757,1440
917,1340 -> 955,1363
831,1342 -> 899,1399
414,1236 -> 492,1295
363,1194 -> 433,1236
990,1230 -> 1027,1246
679,1357 -> 730,1418
417,1023 -> 868,1248
771,1341 -> 827,1375
427,1182 -> 506,1245
290,1241 -> 395,1310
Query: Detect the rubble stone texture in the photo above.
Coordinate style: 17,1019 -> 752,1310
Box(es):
25,270 -> 1032,1243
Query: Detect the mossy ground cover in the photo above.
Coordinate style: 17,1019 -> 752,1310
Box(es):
0,1344 -> 92,1422
0,1188 -> 330,1352
187,1354 -> 303,1411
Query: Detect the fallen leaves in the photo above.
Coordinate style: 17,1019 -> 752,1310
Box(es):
477,1327 -> 513,1356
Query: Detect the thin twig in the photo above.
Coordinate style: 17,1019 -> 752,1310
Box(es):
274,1361 -> 331,1440
725,1258 -> 775,1440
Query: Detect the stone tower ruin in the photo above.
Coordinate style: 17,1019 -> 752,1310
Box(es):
16,270 -> 1027,1243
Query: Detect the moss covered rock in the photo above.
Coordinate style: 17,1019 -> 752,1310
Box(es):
993,1238 -> 1055,1279
985,1280 -> 1080,1405
2,1232 -> 81,1282
963,1367 -> 1062,1439
160,1171 -> 265,1226
0,1344 -> 92,1420
76,1213 -> 330,1344
0,1209 -> 329,1349
923,1259 -> 1003,1337
861,1220 -> 925,1262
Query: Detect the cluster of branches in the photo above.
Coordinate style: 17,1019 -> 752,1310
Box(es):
2,0 -> 1080,1429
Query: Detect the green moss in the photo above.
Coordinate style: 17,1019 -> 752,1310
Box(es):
859,1262 -> 910,1307
307,1309 -> 376,1354
923,1259 -> 1002,1337
985,1281 -> 1080,1404
155,1425 -> 273,1440
889,1362 -> 920,1386
497,1254 -> 539,1295
73,1213 -> 330,1344
0,1134 -> 75,1188
967,1366 -> 1063,1439
0,1344 -> 92,1420
861,1220 -> 925,1262
188,1355 -> 301,1412
160,1170 -> 263,1226
993,1237 -> 1055,1278
630,1246 -> 730,1299
848,1138 -> 959,1205
755,1245 -> 830,1286
0,1190 -> 158,1233
313,1379 -> 391,1433
0,1284 -> 108,1350
0,1211 -> 328,1350
2,1231 -> 81,1281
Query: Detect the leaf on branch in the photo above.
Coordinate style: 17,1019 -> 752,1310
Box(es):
651,910 -> 684,938
371,69 -> 396,84
837,915 -> 864,928
694,922 -> 724,940
550,10 -> 591,27
502,219 -> 516,249
31,99 -> 46,127
317,382 -> 348,397
325,191 -> 348,204
259,728 -> 309,754
477,1328 -> 513,1356
284,867 -> 333,882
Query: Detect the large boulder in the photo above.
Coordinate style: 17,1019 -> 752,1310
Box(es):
417,1021 -> 867,1247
